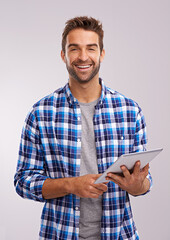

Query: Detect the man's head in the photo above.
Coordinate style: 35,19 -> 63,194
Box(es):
62,16 -> 104,55
61,16 -> 105,84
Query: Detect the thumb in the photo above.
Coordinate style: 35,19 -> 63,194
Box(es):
92,174 -> 102,180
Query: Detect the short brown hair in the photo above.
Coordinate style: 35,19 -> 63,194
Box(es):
62,16 -> 104,54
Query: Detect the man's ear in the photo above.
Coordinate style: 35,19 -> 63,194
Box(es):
100,49 -> 105,63
61,50 -> 66,63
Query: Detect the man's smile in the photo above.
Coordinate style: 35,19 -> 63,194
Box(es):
75,64 -> 92,71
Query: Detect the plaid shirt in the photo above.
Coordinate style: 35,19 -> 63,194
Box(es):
14,79 -> 152,240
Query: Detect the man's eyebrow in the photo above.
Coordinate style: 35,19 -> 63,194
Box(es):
67,43 -> 98,48
87,44 -> 98,48
68,44 -> 79,48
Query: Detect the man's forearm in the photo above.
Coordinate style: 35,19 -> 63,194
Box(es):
42,178 -> 72,199
42,174 -> 108,200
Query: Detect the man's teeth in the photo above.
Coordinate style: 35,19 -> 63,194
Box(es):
77,65 -> 91,69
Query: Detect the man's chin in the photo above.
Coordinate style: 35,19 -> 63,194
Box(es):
75,77 -> 93,84
67,64 -> 100,84
73,73 -> 100,84
72,70 -> 100,84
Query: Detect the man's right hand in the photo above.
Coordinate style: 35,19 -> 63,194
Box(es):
42,174 -> 108,199
69,174 -> 108,198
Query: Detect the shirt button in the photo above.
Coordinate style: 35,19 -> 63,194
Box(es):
77,139 -> 81,142
75,207 -> 79,211
121,136 -> 124,140
77,117 -> 80,121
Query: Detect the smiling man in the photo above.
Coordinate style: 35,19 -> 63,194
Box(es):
61,26 -> 105,104
62,28 -> 104,84
14,16 -> 152,240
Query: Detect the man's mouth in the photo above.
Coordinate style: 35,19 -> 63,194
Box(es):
75,64 -> 92,70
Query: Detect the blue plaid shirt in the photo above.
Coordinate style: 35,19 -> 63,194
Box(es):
14,79 -> 152,240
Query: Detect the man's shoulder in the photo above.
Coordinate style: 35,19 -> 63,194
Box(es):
32,86 -> 66,109
105,86 -> 140,109
23,86 -> 67,126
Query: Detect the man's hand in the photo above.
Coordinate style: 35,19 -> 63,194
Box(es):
106,161 -> 150,196
42,174 -> 107,200
69,174 -> 108,198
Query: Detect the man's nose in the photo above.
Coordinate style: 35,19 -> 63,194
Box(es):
78,49 -> 88,61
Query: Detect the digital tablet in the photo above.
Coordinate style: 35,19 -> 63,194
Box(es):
95,148 -> 163,184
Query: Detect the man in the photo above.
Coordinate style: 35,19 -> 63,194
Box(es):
14,16 -> 152,240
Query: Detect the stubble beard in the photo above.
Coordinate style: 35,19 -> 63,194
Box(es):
66,59 -> 101,84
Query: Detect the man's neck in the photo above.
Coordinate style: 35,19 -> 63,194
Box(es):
69,77 -> 101,103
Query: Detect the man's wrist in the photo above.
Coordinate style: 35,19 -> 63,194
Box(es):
131,178 -> 150,196
42,177 -> 76,199
63,177 -> 77,195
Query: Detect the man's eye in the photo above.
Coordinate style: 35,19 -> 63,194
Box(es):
89,48 -> 95,51
70,48 -> 77,51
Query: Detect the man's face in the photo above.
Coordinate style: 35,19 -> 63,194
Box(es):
61,28 -> 105,84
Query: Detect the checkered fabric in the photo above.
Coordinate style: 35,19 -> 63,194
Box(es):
14,79 -> 152,240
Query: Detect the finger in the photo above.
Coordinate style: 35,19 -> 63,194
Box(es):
90,185 -> 107,196
141,163 -> 149,177
143,163 -> 149,172
105,176 -> 120,186
89,192 -> 100,198
92,174 -> 102,180
120,165 -> 131,180
133,161 -> 141,175
94,183 -> 108,192
92,189 -> 105,196
106,172 -> 123,185
83,189 -> 100,199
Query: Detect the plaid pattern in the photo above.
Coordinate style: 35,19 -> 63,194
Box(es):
14,79 -> 152,239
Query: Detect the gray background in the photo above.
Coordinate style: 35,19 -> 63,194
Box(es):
0,0 -> 170,239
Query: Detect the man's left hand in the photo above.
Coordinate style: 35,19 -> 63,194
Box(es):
106,161 -> 150,196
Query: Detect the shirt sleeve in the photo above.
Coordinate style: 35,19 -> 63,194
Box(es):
14,109 -> 49,202
133,106 -> 153,194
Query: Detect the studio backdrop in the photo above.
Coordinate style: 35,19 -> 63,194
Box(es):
0,0 -> 169,239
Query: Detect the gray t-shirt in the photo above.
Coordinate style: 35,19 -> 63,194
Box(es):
79,99 -> 102,240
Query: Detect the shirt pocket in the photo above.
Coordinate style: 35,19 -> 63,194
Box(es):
113,133 -> 134,157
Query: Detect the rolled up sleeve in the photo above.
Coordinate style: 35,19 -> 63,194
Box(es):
133,106 -> 153,194
14,110 -> 48,202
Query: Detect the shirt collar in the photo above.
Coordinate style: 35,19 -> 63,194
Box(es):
97,78 -> 107,107
63,78 -> 107,107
